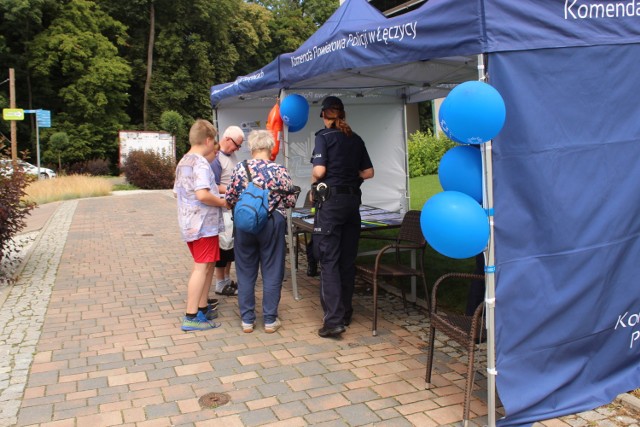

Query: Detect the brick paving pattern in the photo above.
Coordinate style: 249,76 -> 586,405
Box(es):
1,191 -> 639,426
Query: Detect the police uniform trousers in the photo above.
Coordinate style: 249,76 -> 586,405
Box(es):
313,192 -> 361,328
234,211 -> 286,325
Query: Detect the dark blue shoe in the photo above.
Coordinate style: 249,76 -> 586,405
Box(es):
318,325 -> 345,338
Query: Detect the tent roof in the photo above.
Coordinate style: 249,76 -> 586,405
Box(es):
210,0 -> 482,107
211,55 -> 478,107
211,0 -> 640,108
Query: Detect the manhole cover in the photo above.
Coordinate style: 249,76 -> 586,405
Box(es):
198,392 -> 230,409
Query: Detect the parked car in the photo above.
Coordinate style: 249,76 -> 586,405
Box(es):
0,159 -> 56,179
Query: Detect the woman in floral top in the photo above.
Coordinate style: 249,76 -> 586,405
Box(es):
225,130 -> 298,334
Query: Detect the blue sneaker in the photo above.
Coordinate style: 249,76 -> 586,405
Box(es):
205,306 -> 219,320
197,310 -> 221,327
181,312 -> 221,331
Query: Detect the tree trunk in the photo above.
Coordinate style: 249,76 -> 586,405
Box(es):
143,1 -> 155,130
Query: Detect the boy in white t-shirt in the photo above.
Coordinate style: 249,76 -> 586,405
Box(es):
173,119 -> 228,331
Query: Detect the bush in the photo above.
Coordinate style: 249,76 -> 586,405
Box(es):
0,152 -> 36,276
67,159 -> 111,176
407,130 -> 457,177
122,150 -> 175,189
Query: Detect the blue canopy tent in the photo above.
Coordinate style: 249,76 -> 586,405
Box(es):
487,1 -> 640,425
209,0 -> 479,212
210,1 -> 640,425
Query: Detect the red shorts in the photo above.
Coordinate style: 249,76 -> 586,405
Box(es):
187,236 -> 220,263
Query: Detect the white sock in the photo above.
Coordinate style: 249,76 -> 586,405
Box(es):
215,280 -> 226,292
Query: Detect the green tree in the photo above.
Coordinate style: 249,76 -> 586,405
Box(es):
2,0 -> 341,163
28,0 -> 132,164
231,3 -> 273,76
0,0 -> 58,155
102,0 -> 253,129
99,0 -> 158,129
143,0 -> 248,127
251,0 -> 322,56
159,110 -> 185,157
301,0 -> 339,26
42,131 -> 89,170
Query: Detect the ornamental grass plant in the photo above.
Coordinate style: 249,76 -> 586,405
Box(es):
24,175 -> 112,205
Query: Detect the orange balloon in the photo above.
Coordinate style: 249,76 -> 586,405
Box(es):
266,104 -> 283,131
266,103 -> 282,159
270,129 -> 280,161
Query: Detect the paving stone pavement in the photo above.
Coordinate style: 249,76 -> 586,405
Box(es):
1,191 -> 639,427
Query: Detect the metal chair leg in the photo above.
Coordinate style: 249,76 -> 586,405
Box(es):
463,337 -> 477,423
294,234 -> 299,269
425,325 -> 436,384
400,284 -> 408,313
372,276 -> 378,336
420,275 -> 430,317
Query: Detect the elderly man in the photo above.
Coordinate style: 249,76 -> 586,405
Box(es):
211,125 -> 244,296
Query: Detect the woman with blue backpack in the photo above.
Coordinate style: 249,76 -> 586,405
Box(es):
225,130 -> 299,334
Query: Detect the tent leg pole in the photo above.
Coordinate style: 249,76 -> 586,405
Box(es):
280,89 -> 300,301
479,53 -> 497,427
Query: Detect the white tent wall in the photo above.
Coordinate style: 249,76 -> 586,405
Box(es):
214,92 -> 412,213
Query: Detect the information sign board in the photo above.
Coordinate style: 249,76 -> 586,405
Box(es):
36,110 -> 51,128
118,131 -> 176,167
2,108 -> 24,120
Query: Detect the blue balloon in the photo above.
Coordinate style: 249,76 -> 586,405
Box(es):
420,191 -> 489,259
438,145 -> 483,203
288,120 -> 306,133
280,94 -> 309,128
437,98 -> 464,144
440,81 -> 506,144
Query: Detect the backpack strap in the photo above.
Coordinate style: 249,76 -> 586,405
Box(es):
242,160 -> 252,182
242,160 -> 277,217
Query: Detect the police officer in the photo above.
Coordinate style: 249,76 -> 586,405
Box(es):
311,96 -> 374,338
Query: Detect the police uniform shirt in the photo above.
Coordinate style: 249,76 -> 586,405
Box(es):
311,128 -> 373,187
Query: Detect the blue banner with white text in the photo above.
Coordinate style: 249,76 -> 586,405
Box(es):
484,0 -> 640,52
491,43 -> 640,426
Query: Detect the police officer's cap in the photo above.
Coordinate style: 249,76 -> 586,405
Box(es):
319,96 -> 344,117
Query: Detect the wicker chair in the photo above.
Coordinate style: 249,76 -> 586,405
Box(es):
354,210 -> 428,336
425,272 -> 486,425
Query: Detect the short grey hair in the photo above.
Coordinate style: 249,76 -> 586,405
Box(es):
248,130 -> 275,153
223,125 -> 243,142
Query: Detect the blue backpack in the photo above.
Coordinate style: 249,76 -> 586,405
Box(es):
233,161 -> 272,234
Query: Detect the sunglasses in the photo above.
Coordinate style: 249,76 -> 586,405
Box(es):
228,136 -> 242,149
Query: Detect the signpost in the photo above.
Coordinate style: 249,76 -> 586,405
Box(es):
36,110 -> 51,128
2,108 -> 24,120
23,109 -> 52,178
1,107 -> 52,177
34,110 -> 50,178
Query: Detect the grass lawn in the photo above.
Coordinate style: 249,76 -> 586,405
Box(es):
357,174 -> 477,313
409,174 -> 442,210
